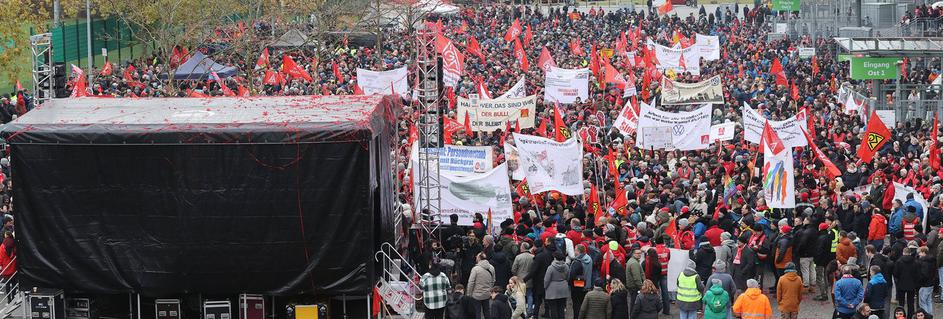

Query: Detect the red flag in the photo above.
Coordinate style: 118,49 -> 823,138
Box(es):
641,69 -> 652,101
931,114 -> 940,171
760,120 -> 785,154
212,72 -> 235,97
829,75 -> 837,93
603,61 -> 627,91
802,128 -> 841,178
569,39 -> 584,56
263,70 -> 280,85
590,44 -> 600,82
514,38 -> 529,70
123,64 -> 136,83
281,55 -> 312,82
514,120 -> 520,133
467,36 -> 484,62
332,61 -> 344,82
353,83 -> 364,95
536,118 -> 549,137
69,64 -> 88,98
408,122 -> 419,146
553,104 -> 570,142
857,111 -> 892,163
255,48 -> 270,70
610,178 -> 627,216
99,61 -> 113,76
14,80 -> 22,91
186,89 -> 208,98
476,78 -> 492,99
588,184 -> 604,223
237,85 -> 250,97
811,55 -> 819,78
770,58 -> 787,86
658,0 -> 673,15
463,111 -> 473,136
458,21 -> 468,34
504,18 -> 522,42
538,47 -> 557,72
605,149 -> 618,178
14,92 -> 26,115
371,287 -> 382,317
791,81 -> 800,101
523,24 -> 533,47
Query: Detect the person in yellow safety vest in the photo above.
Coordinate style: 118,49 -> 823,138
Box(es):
830,219 -> 841,253
677,260 -> 704,319
732,279 -> 773,319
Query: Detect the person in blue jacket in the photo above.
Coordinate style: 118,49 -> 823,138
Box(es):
864,265 -> 888,319
834,265 -> 864,319
889,200 -> 904,237
904,193 -> 924,221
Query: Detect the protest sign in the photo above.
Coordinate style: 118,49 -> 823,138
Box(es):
636,103 -> 712,150
661,75 -> 723,105
409,144 -> 493,177
513,134 -> 584,195
438,163 -> 514,226
694,34 -> 720,61
742,103 -> 809,147
458,95 -> 537,131
710,122 -> 736,142
545,67 -> 590,104
357,67 -> 409,97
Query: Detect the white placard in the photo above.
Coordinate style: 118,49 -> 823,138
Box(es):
457,95 -> 537,131
613,102 -> 640,136
649,41 -> 701,75
710,122 -> 736,142
512,134 -> 585,195
741,103 -> 809,148
437,163 -> 514,226
798,47 -> 816,59
661,75 -> 724,105
876,110 -> 896,130
694,34 -> 720,61
409,144 -> 493,177
636,103 -> 713,151
356,67 -> 409,97
544,67 -> 590,104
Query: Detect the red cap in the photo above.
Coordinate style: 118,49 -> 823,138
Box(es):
819,222 -> 829,231
781,225 -> 792,233
681,207 -> 690,213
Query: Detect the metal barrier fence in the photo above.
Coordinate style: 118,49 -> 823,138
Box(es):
900,17 -> 943,37
875,83 -> 943,123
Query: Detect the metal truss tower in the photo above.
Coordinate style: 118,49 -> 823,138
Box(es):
30,33 -> 54,104
414,29 -> 442,238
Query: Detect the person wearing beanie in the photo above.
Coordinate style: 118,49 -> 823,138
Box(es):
511,242 -> 534,290
705,260 -> 735,319
714,232 -> 736,270
677,218 -> 696,250
702,278 -> 730,319
835,265 -> 865,318
733,279 -> 772,319
543,252 -> 570,319
704,220 -> 725,247
773,222 -> 795,292
776,262 -> 803,319
732,235 -> 758,293
815,221 -> 838,301
676,260 -> 704,319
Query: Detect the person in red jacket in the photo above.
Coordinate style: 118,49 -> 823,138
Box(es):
703,220 -> 725,247
0,234 -> 15,302
868,208 -> 888,251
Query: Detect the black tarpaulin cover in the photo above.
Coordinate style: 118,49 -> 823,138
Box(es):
0,95 -> 401,296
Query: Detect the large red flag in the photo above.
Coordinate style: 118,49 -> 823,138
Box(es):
467,36 -> 484,62
811,55 -> 820,78
504,18 -> 522,42
263,70 -> 280,85
553,104 -> 570,142
760,120 -> 785,154
536,118 -> 549,137
658,0 -> 673,15
802,128 -> 841,178
588,184 -> 604,223
538,47 -> 557,72
514,38 -> 529,70
590,44 -> 600,82
281,55 -> 312,82
857,111 -> 892,163
99,61 -> 113,76
523,24 -> 533,47
332,61 -> 344,82
932,114 -> 940,171
791,81 -> 800,101
463,111 -> 473,136
770,58 -> 787,86
255,47 -> 270,70
15,80 -> 22,91
69,64 -> 89,98
570,39 -> 584,56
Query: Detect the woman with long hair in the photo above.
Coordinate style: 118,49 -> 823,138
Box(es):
632,280 -> 662,319
643,248 -> 663,283
507,276 -> 527,319
608,279 -> 629,319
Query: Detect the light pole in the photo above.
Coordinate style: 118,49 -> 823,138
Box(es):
86,0 -> 93,83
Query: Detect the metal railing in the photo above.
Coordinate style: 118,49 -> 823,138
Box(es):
0,256 -> 22,319
900,17 -> 943,37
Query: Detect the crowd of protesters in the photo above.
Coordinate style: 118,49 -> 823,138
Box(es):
3,2 -> 943,319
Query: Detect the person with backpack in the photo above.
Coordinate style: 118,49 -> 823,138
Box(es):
776,263 -> 803,319
469,253 -> 496,319
632,280 -> 662,319
448,284 -> 480,319
706,260 -> 735,319
570,245 -> 593,319
490,287 -> 513,319
543,252 -> 570,319
702,279 -> 730,319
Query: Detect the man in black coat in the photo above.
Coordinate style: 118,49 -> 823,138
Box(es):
525,243 -> 554,318
731,235 -> 757,292
813,223 -> 836,301
489,287 -> 513,319
894,248 -> 919,316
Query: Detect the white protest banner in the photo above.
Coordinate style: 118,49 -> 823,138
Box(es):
741,103 -> 809,147
513,134 -> 584,195
639,126 -> 673,150
545,67 -> 590,104
504,143 -> 526,181
798,47 -> 816,59
636,103 -> 712,151
457,95 -> 537,131
613,102 -> 640,136
497,76 -> 527,99
438,163 -> 514,226
763,138 -> 796,209
876,110 -> 896,130
409,144 -> 493,177
893,182 -> 930,230
661,75 -> 724,105
357,67 -> 409,97
710,122 -> 736,142
666,248 -> 690,292
694,34 -> 720,61
649,42 -> 700,75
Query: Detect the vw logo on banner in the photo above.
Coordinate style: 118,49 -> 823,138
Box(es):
672,124 -> 685,136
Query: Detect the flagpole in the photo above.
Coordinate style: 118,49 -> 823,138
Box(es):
86,0 -> 93,84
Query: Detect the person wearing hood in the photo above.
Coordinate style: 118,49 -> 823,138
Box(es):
490,287 -> 513,319
834,265 -> 865,319
705,260 -> 735,319
691,240 -> 717,286
578,279 -> 611,319
776,263 -> 803,319
853,303 -> 873,319
916,246 -> 937,315
731,235 -> 758,293
469,253 -> 496,319
732,279 -> 772,319
865,265 -> 888,319
714,232 -> 736,267
702,279 -> 730,319
569,245 -> 594,319
676,260 -> 704,319
894,247 -> 919,316
491,244 -> 512,288
543,252 -> 570,319
868,210 -> 888,251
